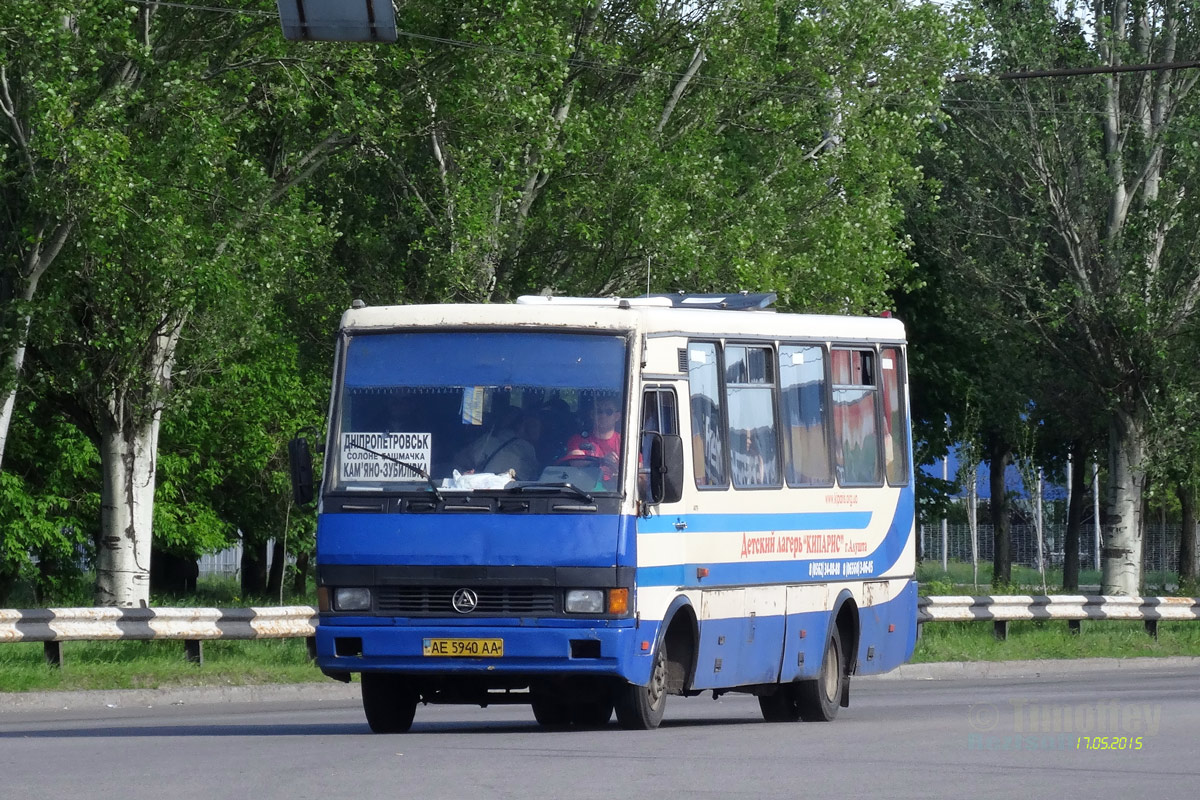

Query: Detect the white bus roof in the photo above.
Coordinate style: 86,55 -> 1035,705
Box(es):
339,296 -> 906,343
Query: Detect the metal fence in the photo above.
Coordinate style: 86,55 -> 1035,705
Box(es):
197,539 -> 290,579
919,523 -> 1184,576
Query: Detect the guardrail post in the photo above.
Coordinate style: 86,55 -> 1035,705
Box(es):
1068,620 -> 1082,635
1145,620 -> 1158,639
44,641 -> 64,668
992,621 -> 1008,641
306,636 -> 318,661
184,640 -> 204,665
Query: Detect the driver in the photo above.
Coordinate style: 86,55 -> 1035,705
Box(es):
561,399 -> 622,484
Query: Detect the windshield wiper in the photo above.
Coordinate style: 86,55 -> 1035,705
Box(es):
507,482 -> 594,503
346,440 -> 444,502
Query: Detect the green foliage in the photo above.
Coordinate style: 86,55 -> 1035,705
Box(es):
0,403 -> 98,605
1,1 -> 965,599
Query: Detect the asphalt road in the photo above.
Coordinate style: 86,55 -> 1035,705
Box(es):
1,662 -> 1196,800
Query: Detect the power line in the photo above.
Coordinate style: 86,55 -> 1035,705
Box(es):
955,59 -> 1200,82
123,0 -> 274,17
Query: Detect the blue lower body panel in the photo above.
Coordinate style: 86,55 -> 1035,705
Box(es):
853,581 -> 918,675
316,618 -> 652,682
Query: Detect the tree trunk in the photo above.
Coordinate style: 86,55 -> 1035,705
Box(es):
0,219 -> 74,472
0,568 -> 16,607
267,538 -> 286,598
1179,484 -> 1197,588
1101,407 -> 1146,595
241,537 -> 268,597
94,405 -> 160,607
92,318 -> 179,607
988,436 -> 1012,588
1064,441 -> 1087,591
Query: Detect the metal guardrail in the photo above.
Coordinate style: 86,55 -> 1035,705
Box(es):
3,596 -> 1199,665
0,606 -> 317,666
918,595 -> 1200,639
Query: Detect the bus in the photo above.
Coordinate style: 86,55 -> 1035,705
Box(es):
289,292 -> 917,732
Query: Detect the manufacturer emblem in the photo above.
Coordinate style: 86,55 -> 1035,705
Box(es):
451,588 -> 479,614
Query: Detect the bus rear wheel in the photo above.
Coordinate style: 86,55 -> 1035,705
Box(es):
758,687 -> 802,722
795,627 -> 844,722
361,673 -> 418,733
614,639 -> 668,730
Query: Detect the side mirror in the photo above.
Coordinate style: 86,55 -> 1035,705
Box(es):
288,437 -> 315,505
641,432 -> 684,505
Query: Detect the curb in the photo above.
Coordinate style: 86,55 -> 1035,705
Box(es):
860,655 -> 1200,681
0,681 -> 361,713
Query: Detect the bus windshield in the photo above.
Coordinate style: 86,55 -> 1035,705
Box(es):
329,331 -> 629,494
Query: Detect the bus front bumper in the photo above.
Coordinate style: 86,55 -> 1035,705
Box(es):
314,618 -> 657,682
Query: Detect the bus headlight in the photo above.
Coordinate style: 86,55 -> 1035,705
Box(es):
333,587 -> 371,611
565,589 -> 605,614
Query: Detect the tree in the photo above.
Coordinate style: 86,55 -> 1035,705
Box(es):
324,0 -> 962,311
924,0 -> 1200,594
7,1 -> 372,606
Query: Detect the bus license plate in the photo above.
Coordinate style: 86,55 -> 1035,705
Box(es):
422,638 -> 503,657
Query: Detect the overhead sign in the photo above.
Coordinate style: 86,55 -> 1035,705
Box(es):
277,0 -> 398,43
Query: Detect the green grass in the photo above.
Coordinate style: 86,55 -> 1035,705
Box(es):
0,638 -> 327,693
916,559 -> 1102,593
913,619 -> 1200,662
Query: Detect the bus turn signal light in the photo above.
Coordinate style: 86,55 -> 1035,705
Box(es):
608,588 -> 629,615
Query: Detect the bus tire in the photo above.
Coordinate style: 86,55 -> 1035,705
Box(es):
614,639 -> 668,730
361,673 -> 418,733
796,627 -> 844,722
570,698 -> 614,728
758,687 -> 801,722
530,694 -> 572,727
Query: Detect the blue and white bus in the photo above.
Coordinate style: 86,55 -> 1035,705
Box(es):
289,293 -> 917,732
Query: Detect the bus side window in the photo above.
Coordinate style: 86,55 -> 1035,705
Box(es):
641,389 -> 678,435
880,347 -> 910,486
832,348 -> 882,486
779,345 -> 832,486
640,388 -> 680,501
725,345 -> 780,488
687,343 -> 727,487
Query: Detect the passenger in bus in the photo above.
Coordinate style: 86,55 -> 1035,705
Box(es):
454,403 -> 539,480
561,398 -> 622,485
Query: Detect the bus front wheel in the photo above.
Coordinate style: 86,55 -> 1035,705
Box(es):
361,673 -> 418,733
795,627 -> 844,722
614,640 -> 668,730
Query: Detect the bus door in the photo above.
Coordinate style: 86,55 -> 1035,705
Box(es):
636,383 -> 688,586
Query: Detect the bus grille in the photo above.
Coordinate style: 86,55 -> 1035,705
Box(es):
375,586 -> 559,616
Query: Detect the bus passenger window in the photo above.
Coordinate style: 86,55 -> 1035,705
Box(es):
688,343 -> 727,487
832,348 -> 882,486
779,345 -> 832,486
725,346 -> 779,488
880,347 -> 910,485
